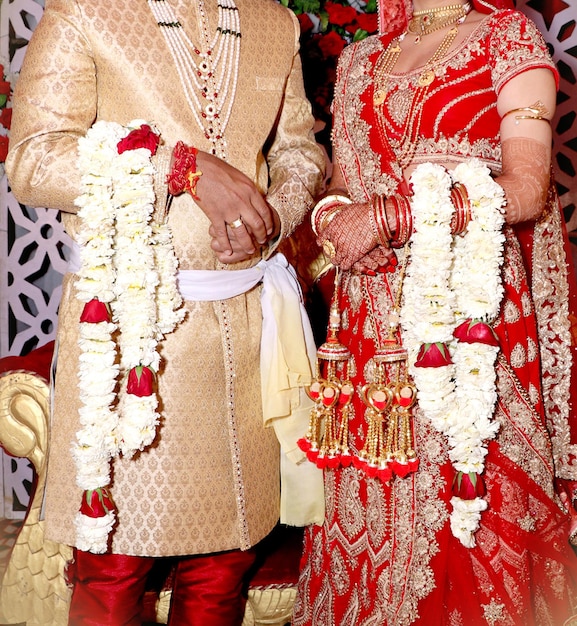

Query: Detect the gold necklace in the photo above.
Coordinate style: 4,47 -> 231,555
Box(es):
408,2 -> 470,41
373,23 -> 461,168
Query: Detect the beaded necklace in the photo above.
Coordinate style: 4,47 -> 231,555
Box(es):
373,6 -> 469,169
409,3 -> 471,42
148,0 -> 241,159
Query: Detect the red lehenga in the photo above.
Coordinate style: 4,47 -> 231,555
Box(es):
293,9 -> 577,626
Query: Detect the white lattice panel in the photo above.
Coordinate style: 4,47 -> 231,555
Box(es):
0,0 -> 71,518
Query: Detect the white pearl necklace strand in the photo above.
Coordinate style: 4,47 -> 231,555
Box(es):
148,0 -> 241,159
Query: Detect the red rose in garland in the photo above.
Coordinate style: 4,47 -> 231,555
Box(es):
452,471 -> 486,500
117,124 -> 160,155
80,299 -> 112,324
127,365 -> 155,397
453,318 -> 499,346
80,487 -> 115,518
414,342 -> 453,367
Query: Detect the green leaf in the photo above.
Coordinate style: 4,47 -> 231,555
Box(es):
352,28 -> 369,42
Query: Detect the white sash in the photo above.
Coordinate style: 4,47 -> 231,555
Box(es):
70,245 -> 324,525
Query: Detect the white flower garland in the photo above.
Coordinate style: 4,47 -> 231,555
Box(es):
400,159 -> 506,548
73,120 -> 185,553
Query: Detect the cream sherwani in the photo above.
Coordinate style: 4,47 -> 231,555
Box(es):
7,0 -> 324,556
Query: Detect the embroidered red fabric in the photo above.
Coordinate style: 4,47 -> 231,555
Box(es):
293,9 -> 577,626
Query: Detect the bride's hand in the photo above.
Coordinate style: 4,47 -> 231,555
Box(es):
352,246 -> 397,275
317,202 -> 379,271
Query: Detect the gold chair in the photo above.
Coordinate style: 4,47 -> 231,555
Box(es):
0,370 -> 72,625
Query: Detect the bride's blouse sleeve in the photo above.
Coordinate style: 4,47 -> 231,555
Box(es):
488,10 -> 559,95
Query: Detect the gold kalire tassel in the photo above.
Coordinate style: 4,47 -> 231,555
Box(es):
298,270 -> 354,468
355,324 -> 419,481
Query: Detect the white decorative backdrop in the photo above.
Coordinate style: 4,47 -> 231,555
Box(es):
0,0 -> 71,518
0,0 -> 575,519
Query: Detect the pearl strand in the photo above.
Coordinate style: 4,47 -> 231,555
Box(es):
148,0 -> 241,158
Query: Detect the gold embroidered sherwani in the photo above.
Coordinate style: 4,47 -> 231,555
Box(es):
6,0 -> 324,556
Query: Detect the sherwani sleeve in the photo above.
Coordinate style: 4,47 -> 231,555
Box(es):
6,0 -> 173,217
264,12 -> 325,246
6,0 -> 96,213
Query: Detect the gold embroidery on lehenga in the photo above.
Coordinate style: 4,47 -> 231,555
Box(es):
527,336 -> 538,362
496,360 -> 554,497
532,199 -> 577,479
482,600 -> 506,625
504,300 -> 521,324
521,291 -> 533,317
509,343 -> 527,369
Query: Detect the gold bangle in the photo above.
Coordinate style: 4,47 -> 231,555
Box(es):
311,193 -> 352,236
502,100 -> 550,125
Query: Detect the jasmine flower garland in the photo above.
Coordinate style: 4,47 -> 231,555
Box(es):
73,120 -> 185,553
400,159 -> 506,548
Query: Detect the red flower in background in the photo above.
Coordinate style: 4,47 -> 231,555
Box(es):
356,11 -> 378,33
297,12 -> 315,34
0,136 -> 8,163
0,106 -> 12,130
0,63 -> 13,165
325,1 -> 357,26
281,0 -> 379,152
0,79 -> 10,108
317,29 -> 346,57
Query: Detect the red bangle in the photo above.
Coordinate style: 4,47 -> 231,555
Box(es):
371,194 -> 391,246
388,195 -> 412,248
311,193 -> 352,236
166,141 -> 202,199
450,183 -> 471,235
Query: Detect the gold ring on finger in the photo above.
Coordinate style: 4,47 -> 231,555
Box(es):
228,218 -> 244,229
322,240 -> 336,261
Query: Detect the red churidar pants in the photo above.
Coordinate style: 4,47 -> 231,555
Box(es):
68,547 -> 256,626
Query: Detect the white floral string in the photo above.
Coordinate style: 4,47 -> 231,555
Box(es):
73,120 -> 184,553
400,159 -> 506,547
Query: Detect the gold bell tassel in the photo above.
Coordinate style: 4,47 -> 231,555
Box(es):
298,269 -> 354,469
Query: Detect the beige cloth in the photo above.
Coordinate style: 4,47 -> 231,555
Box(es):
6,0 -> 325,556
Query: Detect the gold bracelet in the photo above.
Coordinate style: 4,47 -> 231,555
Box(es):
502,100 -> 550,125
311,193 -> 352,236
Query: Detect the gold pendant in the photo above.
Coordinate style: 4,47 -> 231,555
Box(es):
418,70 -> 434,86
374,89 -> 387,106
